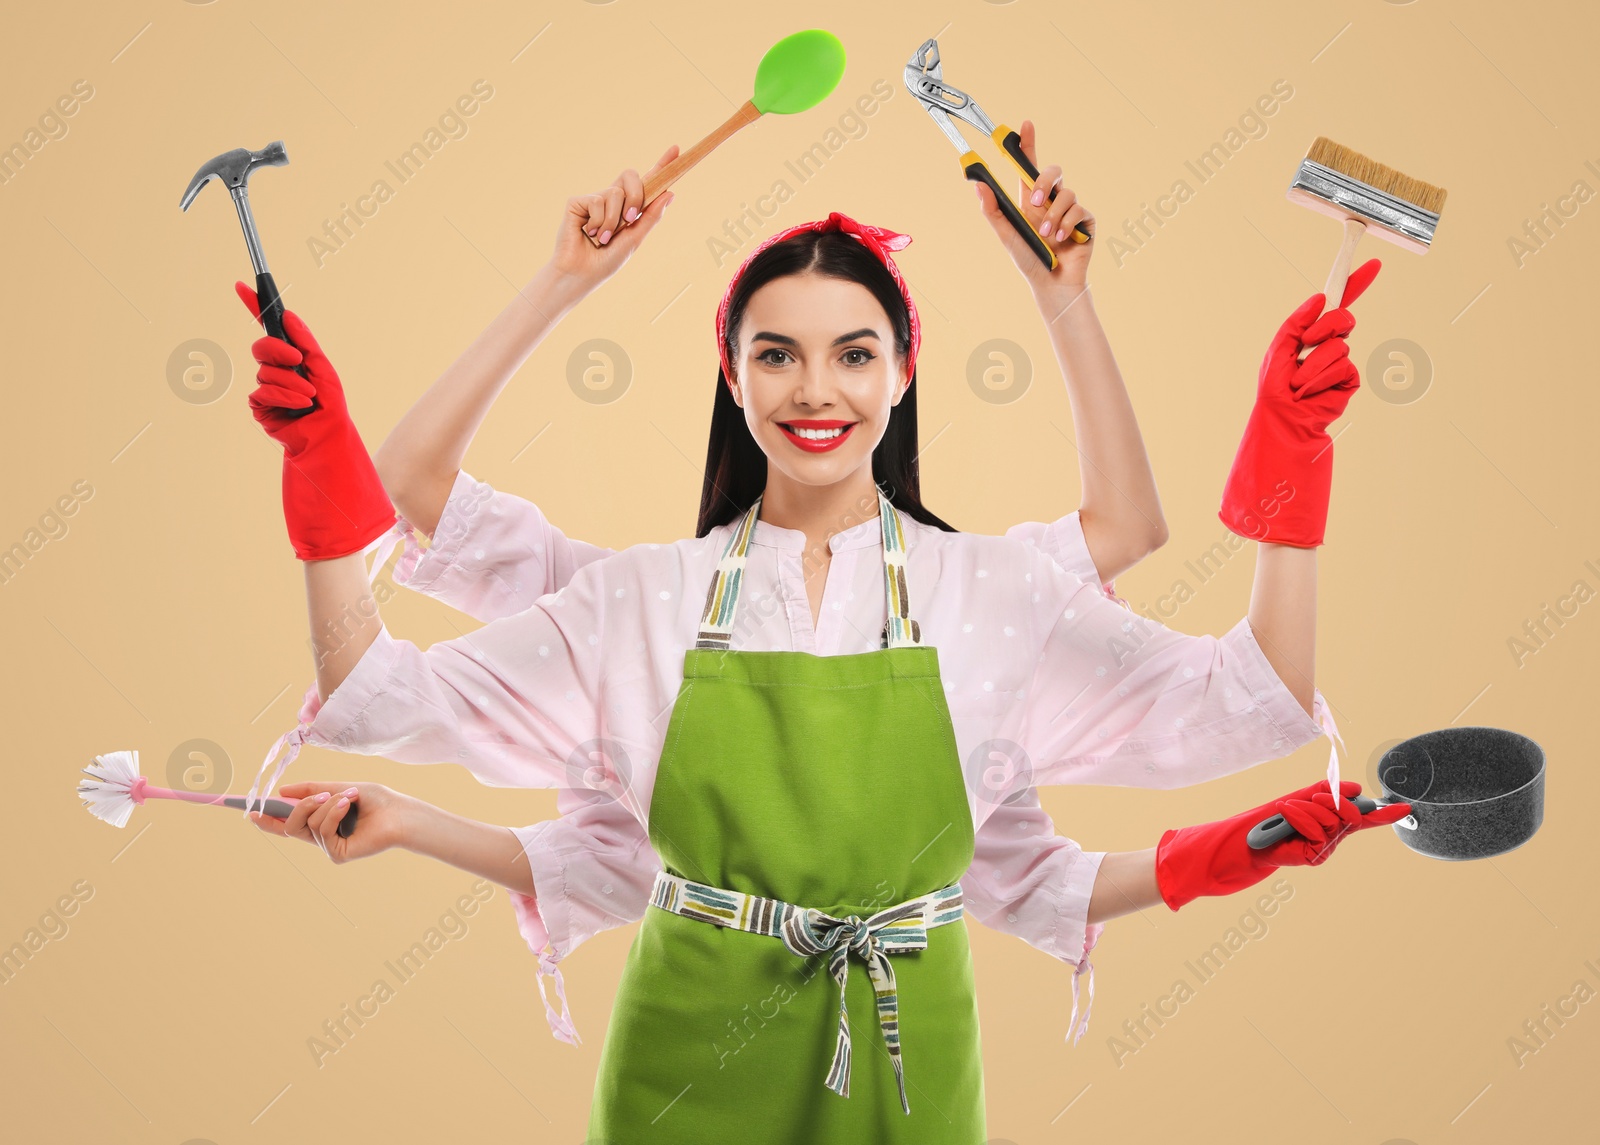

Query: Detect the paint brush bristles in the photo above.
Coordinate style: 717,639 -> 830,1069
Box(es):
1287,135 -> 1449,307
1288,136 -> 1448,257
1305,136 -> 1447,216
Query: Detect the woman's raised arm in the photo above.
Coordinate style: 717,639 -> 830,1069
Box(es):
374,150 -> 679,536
973,119 -> 1168,584
373,265 -> 583,537
1222,259 -> 1382,714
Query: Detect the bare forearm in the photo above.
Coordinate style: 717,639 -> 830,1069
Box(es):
1030,282 -> 1167,580
1246,542 -> 1317,714
374,263 -> 586,536
397,797 -> 535,896
305,552 -> 384,700
1086,847 -> 1160,924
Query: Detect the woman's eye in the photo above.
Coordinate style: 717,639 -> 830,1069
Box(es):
757,347 -> 875,366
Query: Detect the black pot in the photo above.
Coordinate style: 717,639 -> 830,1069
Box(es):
1246,725 -> 1546,860
1376,726 -> 1545,861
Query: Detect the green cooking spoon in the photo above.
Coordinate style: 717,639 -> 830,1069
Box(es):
592,29 -> 845,245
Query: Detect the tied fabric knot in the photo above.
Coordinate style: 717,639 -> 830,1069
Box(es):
241,518 -> 415,818
389,511 -> 427,585
535,946 -> 582,1047
1064,920 -> 1102,1046
715,210 -> 921,387
647,870 -> 963,1115
243,722 -> 309,819
1065,954 -> 1095,1045
1316,697 -> 1345,802
777,898 -> 932,1116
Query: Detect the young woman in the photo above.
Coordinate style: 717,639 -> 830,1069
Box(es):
335,128 -> 1192,1048
235,130 -> 1400,1139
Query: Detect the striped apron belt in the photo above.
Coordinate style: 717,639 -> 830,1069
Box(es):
649,868 -> 965,1116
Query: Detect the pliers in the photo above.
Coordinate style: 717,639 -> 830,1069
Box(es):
904,38 -> 1091,270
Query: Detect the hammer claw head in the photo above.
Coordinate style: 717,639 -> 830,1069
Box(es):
180,141 -> 291,211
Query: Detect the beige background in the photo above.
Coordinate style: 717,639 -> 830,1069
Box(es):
3,0 -> 1594,1141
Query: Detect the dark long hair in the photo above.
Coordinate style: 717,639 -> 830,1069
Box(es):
695,229 -> 958,538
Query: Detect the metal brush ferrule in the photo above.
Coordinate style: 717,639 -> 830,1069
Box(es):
1289,159 -> 1439,249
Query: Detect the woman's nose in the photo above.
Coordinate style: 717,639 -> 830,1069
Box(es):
793,361 -> 838,407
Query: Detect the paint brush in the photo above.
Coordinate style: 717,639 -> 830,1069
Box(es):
1287,136 -> 1448,307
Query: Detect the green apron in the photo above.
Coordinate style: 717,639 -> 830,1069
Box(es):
585,488 -> 984,1143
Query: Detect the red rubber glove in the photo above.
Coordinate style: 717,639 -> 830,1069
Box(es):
1154,779 -> 1411,911
236,282 -> 396,561
1217,259 -> 1382,546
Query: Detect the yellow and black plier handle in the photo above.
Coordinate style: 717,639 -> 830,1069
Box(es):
904,38 -> 1091,270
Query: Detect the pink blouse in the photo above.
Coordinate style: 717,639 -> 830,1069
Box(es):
258,470 -> 1334,1046
385,471 -> 1144,1044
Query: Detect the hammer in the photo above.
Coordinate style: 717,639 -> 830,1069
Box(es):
181,141 -> 315,418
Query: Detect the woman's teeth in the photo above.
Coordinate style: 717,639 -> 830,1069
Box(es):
786,424 -> 848,440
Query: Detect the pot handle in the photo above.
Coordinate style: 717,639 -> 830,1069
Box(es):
1247,795 -> 1380,850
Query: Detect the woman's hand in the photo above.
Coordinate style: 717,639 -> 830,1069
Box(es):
547,147 -> 680,302
973,119 -> 1094,289
235,285 -> 397,561
1218,258 -> 1382,546
249,781 -> 410,863
1153,779 -> 1410,910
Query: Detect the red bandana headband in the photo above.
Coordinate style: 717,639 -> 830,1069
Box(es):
714,210 -> 921,390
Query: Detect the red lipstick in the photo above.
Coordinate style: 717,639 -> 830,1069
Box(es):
778,419 -> 856,453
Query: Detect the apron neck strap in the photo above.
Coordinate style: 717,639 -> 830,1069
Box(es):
695,486 -> 920,651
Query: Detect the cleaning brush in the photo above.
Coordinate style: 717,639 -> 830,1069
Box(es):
1287,136 -> 1448,307
78,750 -> 358,835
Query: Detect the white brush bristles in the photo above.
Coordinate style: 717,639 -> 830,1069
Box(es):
78,750 -> 143,828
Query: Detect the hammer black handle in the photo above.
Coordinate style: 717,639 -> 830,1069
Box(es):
256,271 -> 318,419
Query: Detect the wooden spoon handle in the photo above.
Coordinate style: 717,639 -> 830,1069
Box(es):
588,99 -> 763,247
646,98 -> 763,200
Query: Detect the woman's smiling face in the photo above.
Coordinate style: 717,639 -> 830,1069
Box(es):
728,272 -> 909,488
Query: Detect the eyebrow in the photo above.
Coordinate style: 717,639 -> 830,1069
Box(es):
749,327 -> 881,348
